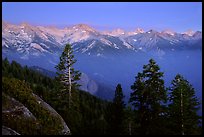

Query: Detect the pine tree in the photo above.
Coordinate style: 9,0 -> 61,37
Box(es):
55,44 -> 81,108
113,84 -> 125,111
108,84 -> 125,135
129,58 -> 167,134
168,74 -> 201,135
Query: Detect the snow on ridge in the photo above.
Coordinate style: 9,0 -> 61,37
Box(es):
123,41 -> 133,49
40,32 -> 48,40
183,30 -> 195,36
100,38 -> 112,46
3,21 -> 202,56
120,38 -> 133,49
113,43 -> 119,49
17,48 -> 23,51
68,32 -> 90,43
81,41 -> 96,53
4,44 -> 9,48
30,43 -> 45,52
87,41 -> 96,48
40,43 -> 50,49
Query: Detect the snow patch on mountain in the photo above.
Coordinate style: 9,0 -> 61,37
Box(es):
2,21 -> 202,59
183,30 -> 195,36
31,43 -> 46,52
82,41 -> 96,53
100,38 -> 112,46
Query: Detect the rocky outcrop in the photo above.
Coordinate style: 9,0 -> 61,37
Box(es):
2,91 -> 70,135
2,126 -> 20,135
2,94 -> 36,120
32,94 -> 70,135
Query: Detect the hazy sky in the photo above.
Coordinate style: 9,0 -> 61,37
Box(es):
2,2 -> 202,32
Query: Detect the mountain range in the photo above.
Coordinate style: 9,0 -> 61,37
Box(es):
2,21 -> 202,101
2,21 -> 202,58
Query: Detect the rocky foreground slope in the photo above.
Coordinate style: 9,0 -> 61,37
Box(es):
2,77 -> 70,135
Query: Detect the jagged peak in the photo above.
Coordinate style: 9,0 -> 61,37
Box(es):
161,29 -> 176,36
183,29 -> 195,36
193,31 -> 202,38
72,24 -> 96,32
20,22 -> 33,27
109,28 -> 126,36
146,29 -> 158,34
194,30 -> 202,34
134,28 -> 144,33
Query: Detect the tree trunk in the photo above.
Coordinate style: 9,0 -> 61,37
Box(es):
181,89 -> 184,135
68,53 -> 72,109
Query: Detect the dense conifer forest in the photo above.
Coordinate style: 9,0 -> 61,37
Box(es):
2,56 -> 202,135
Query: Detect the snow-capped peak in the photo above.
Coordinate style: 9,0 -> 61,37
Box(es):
107,28 -> 126,36
72,24 -> 96,33
135,28 -> 144,33
2,20 -> 202,58
161,29 -> 175,36
127,28 -> 144,36
20,22 -> 31,27
183,29 -> 195,36
19,22 -> 36,30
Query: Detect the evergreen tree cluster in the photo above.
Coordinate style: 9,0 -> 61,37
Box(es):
127,59 -> 202,135
109,59 -> 201,135
2,58 -> 111,135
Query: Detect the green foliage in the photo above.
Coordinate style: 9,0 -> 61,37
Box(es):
2,57 -> 201,135
129,58 -> 167,134
2,77 -> 63,135
55,43 -> 81,108
2,92 -> 39,135
168,74 -> 201,135
55,44 -> 81,89
2,113 -> 39,135
107,84 -> 126,135
54,88 -> 110,135
123,105 -> 140,135
2,58 -> 110,135
2,58 -> 57,102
